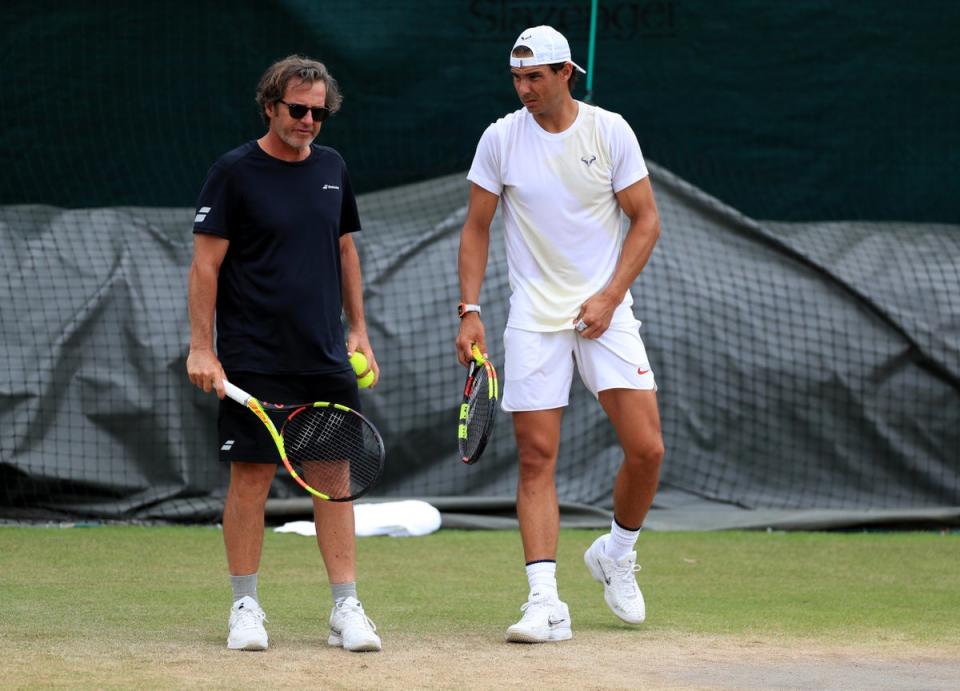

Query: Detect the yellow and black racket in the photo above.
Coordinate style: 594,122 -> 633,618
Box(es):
223,380 -> 384,501
458,344 -> 498,465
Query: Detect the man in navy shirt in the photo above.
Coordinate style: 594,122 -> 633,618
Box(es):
187,55 -> 382,653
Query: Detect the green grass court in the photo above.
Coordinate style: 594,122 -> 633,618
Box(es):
4,526 -> 959,688
4,526 -> 957,647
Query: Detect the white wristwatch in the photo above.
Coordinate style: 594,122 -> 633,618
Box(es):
457,303 -> 481,318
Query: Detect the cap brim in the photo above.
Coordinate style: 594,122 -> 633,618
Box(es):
509,56 -> 588,74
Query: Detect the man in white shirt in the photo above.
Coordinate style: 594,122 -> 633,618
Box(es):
455,25 -> 664,643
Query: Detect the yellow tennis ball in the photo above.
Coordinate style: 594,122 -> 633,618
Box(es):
349,351 -> 367,374
349,352 -> 375,388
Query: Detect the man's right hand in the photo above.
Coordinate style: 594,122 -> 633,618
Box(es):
456,314 -> 486,366
186,349 -> 226,398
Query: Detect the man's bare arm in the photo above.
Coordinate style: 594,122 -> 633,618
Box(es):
340,233 -> 379,386
456,183 -> 500,364
575,177 -> 661,338
186,234 -> 229,396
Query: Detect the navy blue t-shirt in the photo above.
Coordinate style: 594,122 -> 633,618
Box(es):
193,141 -> 361,374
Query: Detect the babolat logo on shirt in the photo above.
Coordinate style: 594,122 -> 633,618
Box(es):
322,184 -> 340,190
195,206 -> 211,222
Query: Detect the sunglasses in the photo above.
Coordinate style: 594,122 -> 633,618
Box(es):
277,100 -> 331,122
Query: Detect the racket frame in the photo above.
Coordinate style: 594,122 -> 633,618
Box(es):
222,380 -> 384,501
458,344 -> 499,465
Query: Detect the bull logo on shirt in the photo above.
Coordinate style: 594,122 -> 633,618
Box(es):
580,155 -> 597,167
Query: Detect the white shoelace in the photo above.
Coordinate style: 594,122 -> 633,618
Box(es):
336,602 -> 377,632
611,562 -> 642,595
519,598 -> 559,618
233,606 -> 266,629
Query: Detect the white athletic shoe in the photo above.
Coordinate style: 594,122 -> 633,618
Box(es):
505,596 -> 573,643
227,596 -> 268,651
584,534 -> 646,624
328,597 -> 382,652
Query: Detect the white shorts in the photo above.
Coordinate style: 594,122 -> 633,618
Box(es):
501,323 -> 657,412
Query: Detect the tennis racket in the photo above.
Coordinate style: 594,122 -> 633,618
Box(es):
223,380 -> 385,502
458,344 -> 498,465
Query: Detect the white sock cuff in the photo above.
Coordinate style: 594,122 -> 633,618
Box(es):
525,560 -> 558,599
605,519 -> 641,559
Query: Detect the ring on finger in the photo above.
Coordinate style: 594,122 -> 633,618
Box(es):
575,319 -> 588,333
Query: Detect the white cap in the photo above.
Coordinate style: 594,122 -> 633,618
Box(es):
509,25 -> 586,74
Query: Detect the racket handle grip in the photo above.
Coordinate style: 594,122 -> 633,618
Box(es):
222,380 -> 250,405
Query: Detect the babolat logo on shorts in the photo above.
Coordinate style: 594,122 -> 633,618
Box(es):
220,440 -> 235,451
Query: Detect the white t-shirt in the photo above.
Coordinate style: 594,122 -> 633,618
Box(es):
467,102 -> 648,331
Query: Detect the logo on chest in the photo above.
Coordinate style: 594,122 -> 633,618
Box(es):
580,154 -> 597,167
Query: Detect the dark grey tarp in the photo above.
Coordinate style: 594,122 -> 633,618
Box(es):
1,163 -> 958,529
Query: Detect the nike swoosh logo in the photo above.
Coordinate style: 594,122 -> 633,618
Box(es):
598,562 -> 612,585
637,368 -> 649,375
548,616 -> 567,626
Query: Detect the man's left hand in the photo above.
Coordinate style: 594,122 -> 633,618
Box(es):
573,291 -> 619,339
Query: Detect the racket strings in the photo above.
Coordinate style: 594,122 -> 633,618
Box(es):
463,367 -> 494,458
281,408 -> 383,500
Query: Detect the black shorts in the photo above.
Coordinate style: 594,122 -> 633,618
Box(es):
218,369 -> 360,464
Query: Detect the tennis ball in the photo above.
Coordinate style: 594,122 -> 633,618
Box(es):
349,351 -> 375,388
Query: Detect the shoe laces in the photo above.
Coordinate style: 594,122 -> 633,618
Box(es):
233,604 -> 267,628
519,597 -> 558,618
611,560 -> 642,595
335,599 -> 377,632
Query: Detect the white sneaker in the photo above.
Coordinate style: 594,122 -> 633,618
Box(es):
227,596 -> 268,650
505,596 -> 573,643
328,597 -> 382,652
584,534 -> 646,624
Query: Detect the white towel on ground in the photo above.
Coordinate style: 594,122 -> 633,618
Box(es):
273,500 -> 442,537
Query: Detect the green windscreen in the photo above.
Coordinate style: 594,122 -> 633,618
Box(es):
1,0 -> 957,222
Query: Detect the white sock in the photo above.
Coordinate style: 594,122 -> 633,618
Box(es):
604,519 -> 641,561
525,560 -> 558,601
